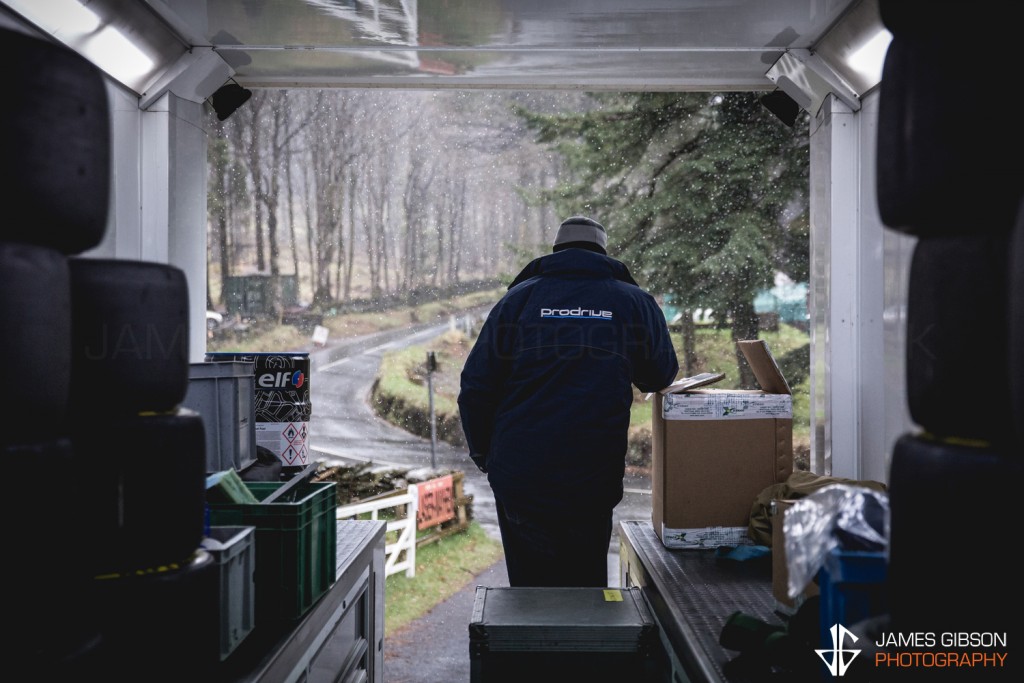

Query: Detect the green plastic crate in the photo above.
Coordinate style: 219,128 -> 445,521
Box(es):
207,481 -> 337,623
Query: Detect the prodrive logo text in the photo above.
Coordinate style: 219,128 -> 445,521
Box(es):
539,307 -> 612,319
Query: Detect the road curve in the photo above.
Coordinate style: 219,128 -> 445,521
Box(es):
305,312 -> 653,549
308,314 -> 501,539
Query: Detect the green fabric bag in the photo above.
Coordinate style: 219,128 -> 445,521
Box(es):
747,470 -> 887,547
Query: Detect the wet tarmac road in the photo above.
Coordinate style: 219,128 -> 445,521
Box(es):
307,318 -> 654,551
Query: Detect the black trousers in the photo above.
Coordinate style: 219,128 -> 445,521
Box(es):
494,497 -> 613,587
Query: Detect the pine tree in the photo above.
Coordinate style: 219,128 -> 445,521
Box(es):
515,92 -> 809,384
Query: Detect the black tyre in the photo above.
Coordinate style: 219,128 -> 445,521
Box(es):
879,0 -> 1016,40
876,36 -> 1024,236
69,258 -> 190,416
4,437 -> 91,576
0,28 -> 110,254
92,549 -> 219,680
0,242 -> 71,441
905,233 -> 1012,446
888,433 -> 1022,637
2,437 -> 103,669
72,409 -> 207,576
1013,200 -> 1024,449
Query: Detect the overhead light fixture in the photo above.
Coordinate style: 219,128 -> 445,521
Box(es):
847,28 -> 893,86
3,0 -> 184,94
12,0 -> 100,37
82,25 -> 155,84
760,89 -> 800,128
210,81 -> 252,121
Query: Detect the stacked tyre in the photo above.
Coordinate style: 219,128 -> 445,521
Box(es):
876,0 -> 1024,643
68,258 -> 217,679
1,27 -> 214,680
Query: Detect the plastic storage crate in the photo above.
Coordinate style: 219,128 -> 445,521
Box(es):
207,481 -> 337,624
817,548 -> 888,641
469,586 -> 661,683
201,526 -> 256,661
183,361 -> 256,473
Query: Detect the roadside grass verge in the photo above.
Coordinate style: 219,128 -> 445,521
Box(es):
207,287 -> 502,353
385,521 -> 503,637
371,329 -> 471,447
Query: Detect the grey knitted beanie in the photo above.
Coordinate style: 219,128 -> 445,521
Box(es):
552,216 -> 607,251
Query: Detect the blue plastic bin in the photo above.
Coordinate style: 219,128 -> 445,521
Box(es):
817,548 -> 887,647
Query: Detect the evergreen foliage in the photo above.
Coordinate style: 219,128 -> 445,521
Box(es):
513,92 -> 809,383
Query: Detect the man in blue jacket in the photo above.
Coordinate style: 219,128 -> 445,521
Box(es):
458,216 -> 679,587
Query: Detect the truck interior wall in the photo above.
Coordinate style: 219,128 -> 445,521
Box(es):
84,85 -> 208,364
809,89 -> 915,484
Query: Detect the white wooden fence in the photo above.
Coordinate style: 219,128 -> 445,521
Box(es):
336,484 -> 418,578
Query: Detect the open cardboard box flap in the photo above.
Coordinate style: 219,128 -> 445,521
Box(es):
737,339 -> 791,395
655,371 -> 726,396
651,339 -> 790,399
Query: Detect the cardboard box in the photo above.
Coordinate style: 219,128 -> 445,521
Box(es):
772,499 -> 819,614
651,339 -> 793,549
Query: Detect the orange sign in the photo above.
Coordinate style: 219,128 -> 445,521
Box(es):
416,475 -> 455,530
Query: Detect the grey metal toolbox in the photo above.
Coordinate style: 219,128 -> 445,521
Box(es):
468,585 -> 663,683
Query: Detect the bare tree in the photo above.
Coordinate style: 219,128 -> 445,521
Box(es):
213,89 -> 574,309
207,120 -> 232,307
299,91 -> 363,308
284,143 -> 300,298
401,149 -> 436,292
344,164 -> 356,301
238,94 -> 267,273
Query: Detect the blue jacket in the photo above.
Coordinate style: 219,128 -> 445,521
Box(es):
458,248 -> 679,516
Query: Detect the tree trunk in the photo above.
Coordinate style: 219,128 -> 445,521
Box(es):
681,313 -> 697,377
245,99 -> 267,273
302,161 -> 316,302
730,298 -> 761,388
285,147 -> 300,298
344,167 -> 356,302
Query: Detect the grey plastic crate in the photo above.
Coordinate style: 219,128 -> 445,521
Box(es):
201,525 -> 256,661
183,361 -> 256,472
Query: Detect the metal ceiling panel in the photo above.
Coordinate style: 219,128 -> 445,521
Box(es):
137,0 -> 865,90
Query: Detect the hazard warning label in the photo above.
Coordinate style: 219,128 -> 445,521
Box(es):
256,421 -> 309,466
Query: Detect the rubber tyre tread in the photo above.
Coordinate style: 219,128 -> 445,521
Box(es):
0,242 -> 71,440
878,0 -> 1017,40
69,257 -> 190,416
1013,199 -> 1024,450
888,433 -> 1022,638
72,409 -> 207,576
876,36 -> 1024,236
92,549 -> 219,679
905,233 -> 1012,445
0,28 -> 110,253
4,437 -> 89,573
2,437 -> 102,664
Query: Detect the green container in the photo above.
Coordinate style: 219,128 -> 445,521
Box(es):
207,481 -> 337,624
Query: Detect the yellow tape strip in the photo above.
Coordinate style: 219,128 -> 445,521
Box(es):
920,432 -> 992,449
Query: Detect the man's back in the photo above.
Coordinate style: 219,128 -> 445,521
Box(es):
458,215 -> 679,587
459,248 -> 678,515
